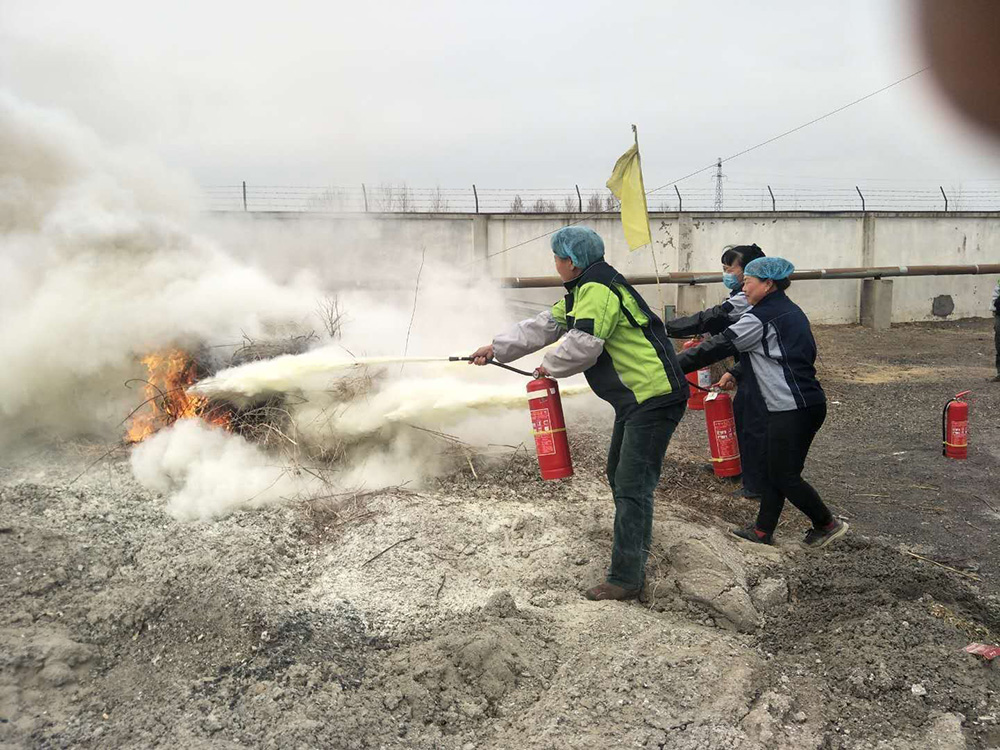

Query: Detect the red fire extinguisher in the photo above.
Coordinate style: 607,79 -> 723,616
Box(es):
527,376 -> 574,480
942,390 -> 971,460
682,339 -> 711,410
704,390 -> 742,478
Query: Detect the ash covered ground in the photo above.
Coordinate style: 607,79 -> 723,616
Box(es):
2,319 -> 1000,750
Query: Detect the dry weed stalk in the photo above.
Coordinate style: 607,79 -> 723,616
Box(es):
317,295 -> 345,339
230,332 -> 318,368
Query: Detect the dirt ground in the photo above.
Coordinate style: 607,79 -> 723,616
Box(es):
2,318 -> 1000,749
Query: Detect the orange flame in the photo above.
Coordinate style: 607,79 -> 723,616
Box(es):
126,349 -> 231,443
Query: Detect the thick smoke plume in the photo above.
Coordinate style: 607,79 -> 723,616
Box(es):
130,418 -> 319,521
0,92 -> 319,438
1,92 -> 605,519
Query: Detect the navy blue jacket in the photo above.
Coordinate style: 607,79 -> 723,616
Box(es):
676,290 -> 825,413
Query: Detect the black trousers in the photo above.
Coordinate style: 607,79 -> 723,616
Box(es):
734,377 -> 767,495
755,403 -> 834,535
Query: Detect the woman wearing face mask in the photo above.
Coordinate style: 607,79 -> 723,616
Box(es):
676,257 -> 848,548
666,244 -> 767,500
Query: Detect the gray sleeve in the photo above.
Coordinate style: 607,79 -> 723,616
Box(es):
492,310 -> 566,363
540,329 -> 604,378
727,292 -> 752,321
723,313 -> 765,352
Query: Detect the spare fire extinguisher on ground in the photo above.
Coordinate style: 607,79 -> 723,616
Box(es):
704,390 -> 742,478
682,339 -> 711,410
942,390 -> 971,460
450,356 -> 573,480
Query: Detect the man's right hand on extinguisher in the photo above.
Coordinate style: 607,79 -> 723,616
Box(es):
714,372 -> 737,391
469,344 -> 494,365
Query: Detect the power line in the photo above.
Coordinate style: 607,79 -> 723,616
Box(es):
477,66 -> 930,263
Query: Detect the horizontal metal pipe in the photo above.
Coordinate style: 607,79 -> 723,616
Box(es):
499,264 -> 1000,288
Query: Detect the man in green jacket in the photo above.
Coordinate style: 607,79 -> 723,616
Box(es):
470,226 -> 688,601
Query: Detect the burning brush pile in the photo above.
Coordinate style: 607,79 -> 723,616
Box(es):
122,332 -> 577,520
125,350 -> 232,443
125,335 -> 316,450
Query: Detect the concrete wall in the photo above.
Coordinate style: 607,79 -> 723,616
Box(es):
205,211 -> 1000,325
870,215 -> 1000,322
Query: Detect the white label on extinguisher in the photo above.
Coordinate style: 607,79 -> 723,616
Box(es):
530,408 -> 557,456
697,369 -> 712,388
949,421 -> 968,446
712,419 -> 740,460
527,390 -> 551,402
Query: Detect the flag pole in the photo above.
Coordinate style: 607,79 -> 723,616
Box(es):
632,124 -> 665,316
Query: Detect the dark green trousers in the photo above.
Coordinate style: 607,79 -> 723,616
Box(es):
605,402 -> 685,589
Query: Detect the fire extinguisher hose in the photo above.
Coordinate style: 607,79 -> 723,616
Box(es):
941,398 -> 953,456
448,356 -> 535,378
452,354 -> 717,389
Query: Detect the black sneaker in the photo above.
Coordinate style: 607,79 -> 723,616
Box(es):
801,519 -> 849,549
731,524 -> 773,545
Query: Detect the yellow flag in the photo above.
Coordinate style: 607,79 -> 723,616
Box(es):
606,143 -> 651,250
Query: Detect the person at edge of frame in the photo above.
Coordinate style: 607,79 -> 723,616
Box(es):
676,256 -> 849,549
664,243 -> 767,499
992,277 -> 1000,382
468,226 -> 689,602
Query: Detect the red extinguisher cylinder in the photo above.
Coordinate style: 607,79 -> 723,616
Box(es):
682,339 -> 710,410
527,377 -> 573,480
942,390 -> 971,460
704,391 -> 742,478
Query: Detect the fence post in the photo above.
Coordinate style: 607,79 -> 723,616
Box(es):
575,184 -> 583,212
242,181 -> 247,212
362,183 -> 369,212
855,186 -> 866,212
674,185 -> 682,212
767,185 -> 776,211
473,184 -> 479,213
940,186 -> 948,212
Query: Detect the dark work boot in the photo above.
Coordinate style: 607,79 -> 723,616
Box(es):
584,582 -> 641,601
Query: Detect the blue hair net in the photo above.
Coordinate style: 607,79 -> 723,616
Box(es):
744,257 -> 795,280
551,226 -> 605,269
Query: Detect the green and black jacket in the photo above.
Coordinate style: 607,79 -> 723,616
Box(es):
494,261 -> 689,417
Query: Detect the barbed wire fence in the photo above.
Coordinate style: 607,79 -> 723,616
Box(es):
202,181 -> 1000,214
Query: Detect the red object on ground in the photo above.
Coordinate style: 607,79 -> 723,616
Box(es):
965,643 -> 1000,660
526,376 -> 573,480
704,390 -> 742,478
942,390 -> 971,460
682,339 -> 711,410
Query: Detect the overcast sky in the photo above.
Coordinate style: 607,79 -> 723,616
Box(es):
2,0 -> 998,197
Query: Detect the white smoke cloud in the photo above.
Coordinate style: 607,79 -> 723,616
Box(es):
0,92 -> 320,437
1,92 -> 609,520
130,418 -> 318,520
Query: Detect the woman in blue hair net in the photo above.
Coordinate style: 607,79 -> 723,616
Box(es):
470,226 -> 690,601
676,257 -> 849,548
